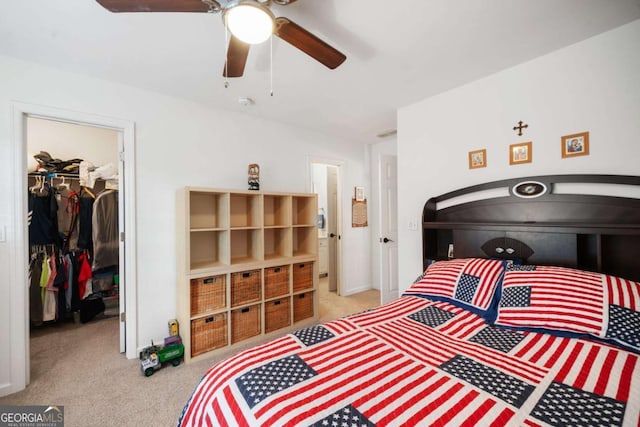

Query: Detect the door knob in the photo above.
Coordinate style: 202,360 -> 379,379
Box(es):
382,237 -> 394,243
329,233 -> 336,238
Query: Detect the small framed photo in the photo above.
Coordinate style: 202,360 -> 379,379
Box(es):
354,186 -> 365,201
468,149 -> 487,169
509,141 -> 532,165
561,131 -> 589,158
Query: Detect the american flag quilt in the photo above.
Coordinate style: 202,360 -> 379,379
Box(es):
178,296 -> 640,426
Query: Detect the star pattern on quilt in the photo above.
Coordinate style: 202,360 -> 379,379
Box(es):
531,381 -> 626,427
408,305 -> 457,327
607,304 -> 640,348
440,355 -> 534,408
454,273 -> 480,303
235,354 -> 317,408
293,326 -> 336,347
507,264 -> 537,271
500,286 -> 532,307
308,404 -> 375,427
469,325 -> 525,353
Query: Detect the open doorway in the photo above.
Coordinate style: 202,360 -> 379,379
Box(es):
311,163 -> 340,294
311,160 -> 380,320
27,117 -> 121,332
312,162 -> 348,318
7,102 -> 138,395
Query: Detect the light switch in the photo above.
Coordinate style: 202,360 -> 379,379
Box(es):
408,218 -> 418,230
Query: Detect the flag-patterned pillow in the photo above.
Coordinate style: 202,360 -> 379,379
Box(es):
403,258 -> 505,318
495,265 -> 640,353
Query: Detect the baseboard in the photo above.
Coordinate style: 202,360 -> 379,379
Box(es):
341,284 -> 373,296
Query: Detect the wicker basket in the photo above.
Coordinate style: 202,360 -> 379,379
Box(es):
191,275 -> 226,316
231,304 -> 261,344
265,297 -> 291,333
231,270 -> 261,307
293,262 -> 313,292
293,291 -> 314,322
191,313 -> 227,357
265,265 -> 290,299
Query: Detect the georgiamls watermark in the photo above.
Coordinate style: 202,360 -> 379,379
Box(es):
1,405 -> 64,427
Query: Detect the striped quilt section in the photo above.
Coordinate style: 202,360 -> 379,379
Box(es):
496,265 -> 605,335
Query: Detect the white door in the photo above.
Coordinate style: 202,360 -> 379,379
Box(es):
380,155 -> 398,304
117,135 -> 126,353
327,165 -> 340,293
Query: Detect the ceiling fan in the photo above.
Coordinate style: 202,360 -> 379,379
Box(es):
95,0 -> 347,78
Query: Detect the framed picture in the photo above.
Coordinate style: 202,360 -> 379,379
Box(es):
509,141 -> 532,165
468,149 -> 487,169
355,186 -> 365,201
561,131 -> 589,158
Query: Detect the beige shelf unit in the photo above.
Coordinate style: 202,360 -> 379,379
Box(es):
177,187 -> 318,363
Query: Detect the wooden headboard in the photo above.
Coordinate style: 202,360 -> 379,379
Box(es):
422,174 -> 640,281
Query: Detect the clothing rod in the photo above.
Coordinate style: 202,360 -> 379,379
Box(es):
29,172 -> 80,179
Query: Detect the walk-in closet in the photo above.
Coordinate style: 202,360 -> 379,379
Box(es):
27,117 -> 121,333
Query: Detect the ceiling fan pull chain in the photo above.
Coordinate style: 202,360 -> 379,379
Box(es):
270,34 -> 274,96
224,23 -> 229,88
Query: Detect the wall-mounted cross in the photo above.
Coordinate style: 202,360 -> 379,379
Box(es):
513,120 -> 528,136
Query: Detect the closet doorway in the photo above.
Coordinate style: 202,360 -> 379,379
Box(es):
9,102 -> 138,394
27,116 -> 122,341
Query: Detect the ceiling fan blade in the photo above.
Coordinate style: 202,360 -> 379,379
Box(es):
95,0 -> 213,13
274,17 -> 346,70
223,35 -> 250,78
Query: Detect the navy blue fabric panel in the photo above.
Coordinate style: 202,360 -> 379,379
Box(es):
531,381 -> 626,427
440,355 -> 534,408
235,355 -> 317,409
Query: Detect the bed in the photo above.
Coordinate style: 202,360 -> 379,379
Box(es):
179,174 -> 640,426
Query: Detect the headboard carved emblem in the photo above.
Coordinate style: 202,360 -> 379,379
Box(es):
481,238 -> 534,261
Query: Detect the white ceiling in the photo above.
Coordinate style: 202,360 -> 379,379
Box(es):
1,1 -> 639,145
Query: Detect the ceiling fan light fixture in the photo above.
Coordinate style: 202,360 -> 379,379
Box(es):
224,1 -> 275,45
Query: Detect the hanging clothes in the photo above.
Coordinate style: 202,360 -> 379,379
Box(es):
42,253 -> 57,322
29,252 -> 44,326
77,191 -> 94,251
58,189 -> 80,252
53,253 -> 67,320
92,190 -> 119,271
64,253 -> 74,313
69,252 -> 81,312
27,170 -> 114,327
77,253 -> 93,300
28,183 -> 60,246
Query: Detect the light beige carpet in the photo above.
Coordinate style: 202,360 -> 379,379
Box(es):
0,281 -> 379,427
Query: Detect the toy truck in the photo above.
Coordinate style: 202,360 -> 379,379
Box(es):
140,336 -> 184,377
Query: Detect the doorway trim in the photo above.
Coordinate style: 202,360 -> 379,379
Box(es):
307,157 -> 344,296
8,102 -> 138,393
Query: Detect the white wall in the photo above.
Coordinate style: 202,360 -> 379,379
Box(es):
397,20 -> 640,292
368,139 -> 397,291
0,54 -> 369,394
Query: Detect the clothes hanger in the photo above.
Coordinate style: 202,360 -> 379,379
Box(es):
57,176 -> 70,191
81,186 -> 96,199
39,176 -> 49,194
29,176 -> 39,193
